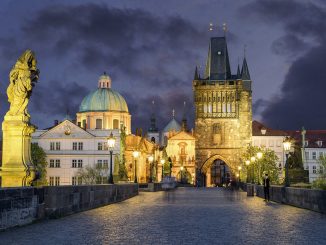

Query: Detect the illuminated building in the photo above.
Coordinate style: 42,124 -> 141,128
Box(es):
193,36 -> 252,186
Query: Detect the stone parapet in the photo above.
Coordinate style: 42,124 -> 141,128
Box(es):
0,184 -> 138,230
255,185 -> 326,213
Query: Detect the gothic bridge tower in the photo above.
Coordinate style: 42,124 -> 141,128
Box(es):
193,36 -> 252,186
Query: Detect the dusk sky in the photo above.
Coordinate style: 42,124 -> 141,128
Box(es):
0,0 -> 325,132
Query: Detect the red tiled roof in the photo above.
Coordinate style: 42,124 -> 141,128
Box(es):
287,129 -> 326,148
252,120 -> 288,136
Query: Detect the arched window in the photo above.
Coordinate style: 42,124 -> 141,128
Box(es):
113,119 -> 119,129
96,119 -> 102,129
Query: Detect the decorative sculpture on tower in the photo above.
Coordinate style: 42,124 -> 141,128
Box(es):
0,50 -> 39,187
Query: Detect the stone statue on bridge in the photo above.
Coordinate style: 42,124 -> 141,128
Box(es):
0,50 -> 39,187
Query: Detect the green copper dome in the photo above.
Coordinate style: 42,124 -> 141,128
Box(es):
79,88 -> 129,113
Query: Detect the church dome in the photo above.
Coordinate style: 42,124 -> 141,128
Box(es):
163,118 -> 181,133
79,74 -> 129,113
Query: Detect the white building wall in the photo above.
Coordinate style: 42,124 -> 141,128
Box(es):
303,148 -> 325,183
32,122 -> 120,186
252,135 -> 286,169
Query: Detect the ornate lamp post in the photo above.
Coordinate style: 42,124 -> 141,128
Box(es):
238,166 -> 242,182
133,150 -> 140,183
245,160 -> 250,183
107,132 -> 116,184
250,156 -> 256,184
283,137 -> 292,187
256,152 -> 263,185
160,159 -> 165,182
180,166 -> 184,183
148,155 -> 154,183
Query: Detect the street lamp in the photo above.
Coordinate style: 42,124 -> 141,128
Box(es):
238,166 -> 242,182
256,152 -> 263,184
107,132 -> 116,184
160,159 -> 165,182
133,150 -> 140,183
245,160 -> 250,183
180,166 -> 184,183
283,137 -> 292,187
148,155 -> 154,183
250,156 -> 256,184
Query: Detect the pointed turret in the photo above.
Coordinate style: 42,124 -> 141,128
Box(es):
194,66 -> 199,80
237,64 -> 241,79
241,57 -> 251,80
204,37 -> 231,80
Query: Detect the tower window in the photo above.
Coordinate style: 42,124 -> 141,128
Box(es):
96,119 -> 102,129
113,119 -> 119,129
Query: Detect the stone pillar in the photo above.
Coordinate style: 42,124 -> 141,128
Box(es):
206,168 -> 211,187
0,115 -> 35,187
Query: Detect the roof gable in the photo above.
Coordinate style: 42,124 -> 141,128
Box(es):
38,120 -> 94,139
168,131 -> 195,141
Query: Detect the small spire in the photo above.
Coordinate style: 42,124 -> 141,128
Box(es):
194,66 -> 199,80
149,100 -> 158,133
241,56 -> 251,80
172,109 -> 175,118
182,102 -> 188,132
237,64 -> 241,78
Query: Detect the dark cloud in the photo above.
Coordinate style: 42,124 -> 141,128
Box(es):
271,34 -> 309,57
240,0 -> 326,130
0,3 -> 211,130
20,4 -> 207,88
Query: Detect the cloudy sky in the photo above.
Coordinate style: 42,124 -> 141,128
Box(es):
0,0 -> 325,132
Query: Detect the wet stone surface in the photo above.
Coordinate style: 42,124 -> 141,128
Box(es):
0,188 -> 325,245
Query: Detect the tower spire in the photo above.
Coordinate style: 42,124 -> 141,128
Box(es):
148,100 -> 158,132
181,101 -> 188,132
241,56 -> 251,80
194,66 -> 199,80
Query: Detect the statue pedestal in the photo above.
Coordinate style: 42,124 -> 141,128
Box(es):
0,115 -> 35,187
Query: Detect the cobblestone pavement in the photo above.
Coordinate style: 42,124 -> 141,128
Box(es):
1,188 -> 325,245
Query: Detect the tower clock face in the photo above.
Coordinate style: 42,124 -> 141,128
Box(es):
64,124 -> 71,135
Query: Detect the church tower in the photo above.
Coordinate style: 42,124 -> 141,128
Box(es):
147,101 -> 159,144
193,36 -> 252,186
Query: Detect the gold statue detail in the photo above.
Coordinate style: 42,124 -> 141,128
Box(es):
0,50 -> 39,187
6,49 -> 39,117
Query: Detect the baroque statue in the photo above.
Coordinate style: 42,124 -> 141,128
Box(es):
0,49 -> 39,187
6,49 -> 39,117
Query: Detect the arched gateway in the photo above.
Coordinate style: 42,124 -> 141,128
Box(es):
200,155 -> 235,187
193,36 -> 252,186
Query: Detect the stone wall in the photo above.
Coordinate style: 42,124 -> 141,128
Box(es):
44,184 -> 138,218
0,184 -> 138,230
256,185 -> 326,213
0,187 -> 44,231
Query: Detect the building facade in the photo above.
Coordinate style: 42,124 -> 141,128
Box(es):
252,120 -> 287,179
32,73 -> 129,186
289,129 -> 326,183
32,120 -> 120,186
193,36 -> 252,186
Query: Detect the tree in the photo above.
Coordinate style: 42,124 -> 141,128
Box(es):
76,164 -> 108,184
242,145 -> 280,184
118,154 -> 128,181
31,143 -> 48,186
